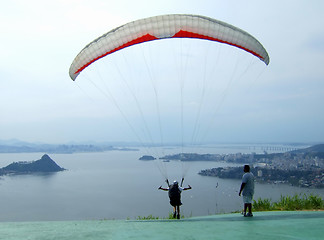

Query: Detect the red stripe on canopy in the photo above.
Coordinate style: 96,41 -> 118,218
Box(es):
75,34 -> 158,75
173,30 -> 264,61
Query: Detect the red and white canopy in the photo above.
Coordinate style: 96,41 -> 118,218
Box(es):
69,14 -> 269,81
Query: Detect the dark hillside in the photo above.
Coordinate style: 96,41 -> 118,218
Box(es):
291,144 -> 324,158
1,154 -> 65,173
293,144 -> 324,153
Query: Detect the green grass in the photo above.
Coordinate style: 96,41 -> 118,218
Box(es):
135,212 -> 185,220
253,193 -> 324,211
134,194 -> 323,220
136,214 -> 160,220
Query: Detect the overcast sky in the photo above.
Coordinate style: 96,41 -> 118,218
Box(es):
1,0 -> 323,145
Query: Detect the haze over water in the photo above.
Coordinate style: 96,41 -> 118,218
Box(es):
0,144 -> 322,222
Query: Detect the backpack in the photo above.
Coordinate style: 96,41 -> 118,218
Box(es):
168,184 -> 180,199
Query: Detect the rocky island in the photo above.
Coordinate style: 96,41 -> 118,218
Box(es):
0,154 -> 65,175
139,155 -> 156,160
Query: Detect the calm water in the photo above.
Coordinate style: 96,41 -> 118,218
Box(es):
0,144 -> 322,222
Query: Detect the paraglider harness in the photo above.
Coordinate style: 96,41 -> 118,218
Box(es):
166,178 -> 184,206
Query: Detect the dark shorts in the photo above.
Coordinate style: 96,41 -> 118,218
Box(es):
170,197 -> 182,207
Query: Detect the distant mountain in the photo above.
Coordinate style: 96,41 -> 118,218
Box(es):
0,143 -> 138,153
289,144 -> 324,159
293,144 -> 324,153
0,139 -> 37,147
0,154 -> 65,175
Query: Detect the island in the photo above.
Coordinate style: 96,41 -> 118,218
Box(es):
139,155 -> 156,160
0,154 -> 65,175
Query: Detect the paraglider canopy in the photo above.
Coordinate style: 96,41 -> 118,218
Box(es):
69,14 -> 269,81
68,14 -> 270,181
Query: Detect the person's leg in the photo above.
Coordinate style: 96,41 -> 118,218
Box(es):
246,194 -> 253,216
247,203 -> 253,216
173,206 -> 176,218
243,203 -> 248,216
177,206 -> 180,219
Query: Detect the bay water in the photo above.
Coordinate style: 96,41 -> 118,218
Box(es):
0,144 -> 322,222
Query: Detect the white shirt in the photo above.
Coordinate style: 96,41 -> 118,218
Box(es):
242,172 -> 255,196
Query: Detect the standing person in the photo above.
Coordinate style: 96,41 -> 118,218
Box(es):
239,165 -> 255,217
158,179 -> 192,219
